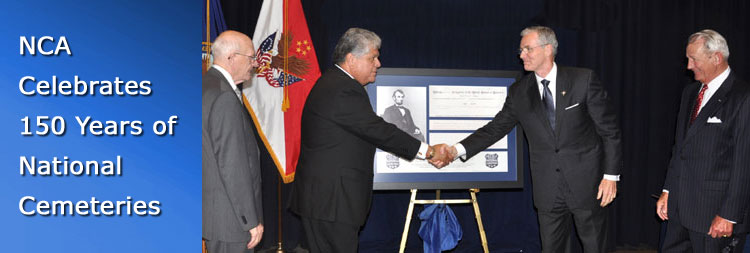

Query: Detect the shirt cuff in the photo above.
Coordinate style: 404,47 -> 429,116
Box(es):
415,142 -> 429,159
603,174 -> 620,181
454,143 -> 467,161
662,189 -> 669,193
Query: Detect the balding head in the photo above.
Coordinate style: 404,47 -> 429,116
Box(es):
211,30 -> 258,84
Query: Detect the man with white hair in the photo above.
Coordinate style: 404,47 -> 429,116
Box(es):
657,29 -> 750,251
203,30 -> 264,253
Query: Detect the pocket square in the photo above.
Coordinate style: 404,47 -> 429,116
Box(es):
564,103 -> 580,110
707,116 -> 722,123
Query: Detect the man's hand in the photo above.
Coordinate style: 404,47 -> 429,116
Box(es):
428,144 -> 456,168
596,179 -> 617,207
656,192 -> 669,220
247,223 -> 264,249
708,215 -> 734,238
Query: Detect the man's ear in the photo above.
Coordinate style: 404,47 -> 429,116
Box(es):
344,53 -> 355,66
545,44 -> 554,57
713,52 -> 723,65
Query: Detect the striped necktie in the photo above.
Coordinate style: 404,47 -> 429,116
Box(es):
690,84 -> 708,124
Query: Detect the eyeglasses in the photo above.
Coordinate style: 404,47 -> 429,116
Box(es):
517,44 -> 547,54
233,52 -> 257,62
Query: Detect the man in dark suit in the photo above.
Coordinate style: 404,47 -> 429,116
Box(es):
382,89 -> 425,142
203,30 -> 264,253
656,29 -> 750,252
289,28 -> 444,253
435,26 -> 622,252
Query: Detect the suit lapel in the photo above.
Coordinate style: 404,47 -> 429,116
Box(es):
683,73 -> 735,141
526,75 -> 556,137
554,68 -> 572,136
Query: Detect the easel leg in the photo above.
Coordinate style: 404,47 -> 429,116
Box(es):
399,189 -> 418,253
471,189 -> 489,253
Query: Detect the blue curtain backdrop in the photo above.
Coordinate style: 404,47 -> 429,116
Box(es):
219,0 -> 750,251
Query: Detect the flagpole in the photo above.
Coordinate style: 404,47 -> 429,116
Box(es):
250,0 -> 322,249
276,174 -> 284,252
202,0 -> 210,250
278,0 -> 289,249
202,0 -> 211,74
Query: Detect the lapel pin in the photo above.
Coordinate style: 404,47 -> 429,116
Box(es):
561,91 -> 566,96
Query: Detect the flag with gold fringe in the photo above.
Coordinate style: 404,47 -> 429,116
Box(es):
244,0 -> 320,183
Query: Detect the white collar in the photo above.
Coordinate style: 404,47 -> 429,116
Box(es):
705,67 -> 731,90
335,64 -> 355,79
212,65 -> 240,91
535,62 -> 558,84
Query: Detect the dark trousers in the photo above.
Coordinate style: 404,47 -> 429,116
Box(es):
662,206 -> 747,252
205,239 -> 254,253
537,176 -> 607,253
301,217 -> 359,253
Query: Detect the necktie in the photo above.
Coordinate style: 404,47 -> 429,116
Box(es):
541,79 -> 555,129
234,83 -> 244,105
397,106 -> 406,116
690,84 -> 708,124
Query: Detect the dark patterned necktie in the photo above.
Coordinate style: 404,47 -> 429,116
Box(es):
541,79 -> 555,129
690,84 -> 708,124
235,83 -> 244,105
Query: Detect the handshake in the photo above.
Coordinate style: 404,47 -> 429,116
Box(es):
426,144 -> 458,169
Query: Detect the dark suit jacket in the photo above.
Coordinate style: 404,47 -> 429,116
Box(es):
663,71 -> 750,234
289,67 -> 421,226
202,67 -> 263,242
460,66 -> 622,210
382,104 -> 425,142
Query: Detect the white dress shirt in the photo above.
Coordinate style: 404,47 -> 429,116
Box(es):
696,67 -> 731,115
536,63 -> 559,106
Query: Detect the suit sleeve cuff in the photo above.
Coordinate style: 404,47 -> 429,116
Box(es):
603,174 -> 620,181
454,143 -> 467,161
415,142 -> 429,159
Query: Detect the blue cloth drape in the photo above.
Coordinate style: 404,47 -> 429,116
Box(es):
418,204 -> 462,253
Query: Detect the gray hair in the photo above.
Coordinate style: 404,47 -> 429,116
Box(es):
688,29 -> 730,60
521,26 -> 559,55
332,28 -> 381,64
211,34 -> 241,59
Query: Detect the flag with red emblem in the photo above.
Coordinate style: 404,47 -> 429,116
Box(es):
243,0 -> 320,183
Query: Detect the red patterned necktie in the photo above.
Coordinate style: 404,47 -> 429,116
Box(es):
690,84 -> 708,124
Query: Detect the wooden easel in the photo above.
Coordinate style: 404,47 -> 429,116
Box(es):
398,189 -> 489,253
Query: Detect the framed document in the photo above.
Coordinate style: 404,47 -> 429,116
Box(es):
367,68 -> 523,190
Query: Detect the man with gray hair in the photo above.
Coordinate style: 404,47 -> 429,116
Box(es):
289,28 -> 448,252
203,30 -> 264,253
657,29 -> 750,251
435,25 -> 622,251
